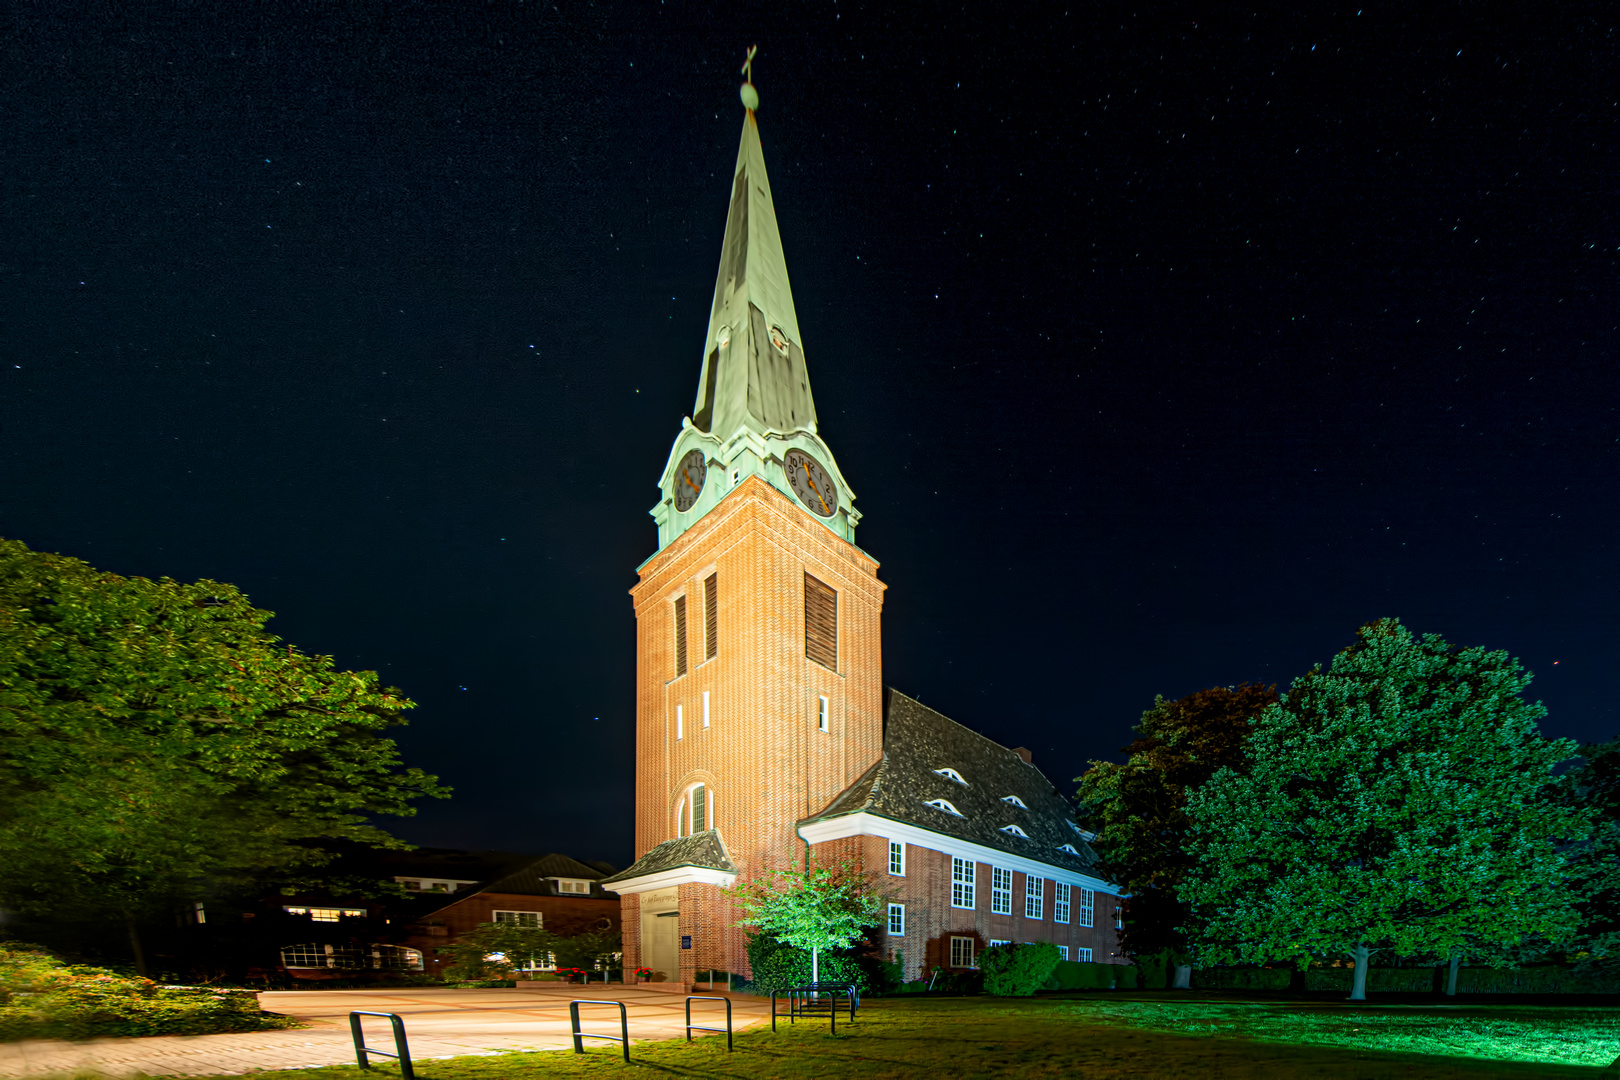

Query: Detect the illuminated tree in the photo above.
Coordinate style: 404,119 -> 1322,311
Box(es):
0,538 -> 448,973
1182,619 -> 1591,1000
733,857 -> 884,984
1075,684 -> 1277,986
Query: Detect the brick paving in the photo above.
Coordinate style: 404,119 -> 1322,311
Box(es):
0,985 -> 770,1078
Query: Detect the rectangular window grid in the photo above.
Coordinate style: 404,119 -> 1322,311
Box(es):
804,573 -> 838,670
1024,877 -> 1045,920
284,906 -> 363,922
990,867 -> 1012,915
493,911 -> 542,927
951,857 -> 976,909
888,841 -> 905,876
887,903 -> 905,936
703,573 -> 718,660
1054,882 -> 1071,924
1057,945 -> 1069,961
949,936 -> 976,969
1078,888 -> 1095,928
1076,947 -> 1093,963
674,595 -> 688,676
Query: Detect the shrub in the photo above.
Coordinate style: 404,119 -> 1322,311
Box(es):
1116,964 -> 1139,989
978,942 -> 1061,997
1191,966 -> 1291,991
0,944 -> 298,1042
1049,961 -> 1116,990
1456,966 -> 1620,994
735,933 -> 874,996
1137,951 -> 1170,989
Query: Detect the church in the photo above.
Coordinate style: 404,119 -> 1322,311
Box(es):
600,74 -> 1124,987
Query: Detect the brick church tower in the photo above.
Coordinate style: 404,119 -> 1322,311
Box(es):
601,78 -> 885,984
603,73 -> 1124,987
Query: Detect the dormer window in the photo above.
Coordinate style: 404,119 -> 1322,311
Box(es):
999,824 -> 1029,838
553,879 -> 591,895
1057,843 -> 1081,857
1067,821 -> 1097,841
1001,795 -> 1028,809
934,768 -> 968,785
924,798 -> 964,817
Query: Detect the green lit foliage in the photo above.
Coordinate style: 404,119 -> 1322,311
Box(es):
738,933 -> 876,995
978,941 -> 1061,996
440,923 -> 559,982
1566,736 -> 1620,973
1182,619 -> 1592,997
1074,684 -> 1277,958
733,856 -> 885,984
0,943 -> 297,1041
0,538 -> 448,968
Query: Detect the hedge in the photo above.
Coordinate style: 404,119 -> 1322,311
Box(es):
979,943 -> 1061,997
0,945 -> 299,1041
1048,961 -> 1130,990
1191,966 -> 1291,991
1304,967 -> 1432,993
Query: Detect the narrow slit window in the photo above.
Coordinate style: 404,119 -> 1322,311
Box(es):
674,595 -> 688,677
676,704 -> 683,741
804,573 -> 837,670
818,694 -> 829,732
704,573 -> 718,660
703,690 -> 711,728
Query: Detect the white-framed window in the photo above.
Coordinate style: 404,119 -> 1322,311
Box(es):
934,767 -> 968,785
283,906 -> 364,922
1001,794 -> 1028,809
951,857 -> 976,909
493,910 -> 542,927
1054,882 -> 1071,924
990,867 -> 1012,915
516,952 -> 557,972
888,840 -> 905,876
925,798 -> 964,817
1057,843 -> 1081,857
1057,945 -> 1069,961
988,938 -> 1012,947
1000,824 -> 1029,838
1076,947 -> 1093,963
1078,888 -> 1095,928
676,703 -> 684,740
703,690 -> 711,728
818,695 -> 829,732
949,936 -> 976,969
555,879 -> 591,895
1025,878 -> 1045,920
887,903 -> 905,936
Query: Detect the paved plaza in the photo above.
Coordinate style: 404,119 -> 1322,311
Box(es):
0,985 -> 770,1078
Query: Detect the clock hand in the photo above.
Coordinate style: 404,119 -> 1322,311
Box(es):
683,471 -> 701,494
798,462 -> 831,515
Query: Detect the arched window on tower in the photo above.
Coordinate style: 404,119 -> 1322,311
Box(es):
676,783 -> 712,837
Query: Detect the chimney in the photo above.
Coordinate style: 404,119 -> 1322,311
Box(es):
1012,747 -> 1033,764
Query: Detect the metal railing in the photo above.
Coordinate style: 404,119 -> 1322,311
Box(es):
772,981 -> 858,1033
569,999 -> 630,1062
684,995 -> 734,1051
349,1011 -> 415,1079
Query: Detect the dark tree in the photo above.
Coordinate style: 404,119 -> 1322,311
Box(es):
1074,683 -> 1278,983
1567,736 -> 1620,973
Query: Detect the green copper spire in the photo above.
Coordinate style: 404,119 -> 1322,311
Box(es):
690,68 -> 816,441
647,57 -> 861,558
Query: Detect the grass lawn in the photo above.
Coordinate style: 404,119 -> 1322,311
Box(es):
190,993 -> 1619,1080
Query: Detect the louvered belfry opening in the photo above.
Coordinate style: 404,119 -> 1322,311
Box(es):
674,595 -> 688,677
704,573 -> 718,661
804,572 -> 837,670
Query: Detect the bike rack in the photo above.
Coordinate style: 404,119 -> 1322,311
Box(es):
685,995 -> 734,1051
569,999 -> 630,1062
772,982 -> 857,1033
349,1011 -> 415,1079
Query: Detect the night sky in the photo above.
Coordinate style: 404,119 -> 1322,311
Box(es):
3,3 -> 1614,869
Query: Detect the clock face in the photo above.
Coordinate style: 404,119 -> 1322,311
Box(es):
673,450 -> 707,512
784,449 -> 838,518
